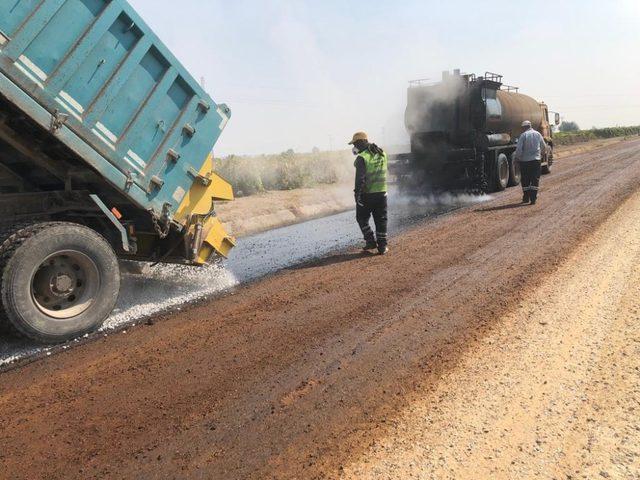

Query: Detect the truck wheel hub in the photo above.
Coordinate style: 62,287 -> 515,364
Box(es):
51,273 -> 75,295
30,251 -> 100,320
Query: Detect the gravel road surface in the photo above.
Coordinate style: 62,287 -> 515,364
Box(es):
1,138 -> 639,479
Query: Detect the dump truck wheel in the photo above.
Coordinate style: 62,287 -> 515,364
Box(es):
493,153 -> 509,191
507,155 -> 521,187
0,222 -> 120,343
0,222 -> 35,335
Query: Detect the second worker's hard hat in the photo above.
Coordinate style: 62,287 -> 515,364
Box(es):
349,131 -> 368,145
521,120 -> 532,127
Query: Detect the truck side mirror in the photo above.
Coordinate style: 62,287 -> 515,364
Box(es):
555,113 -> 560,126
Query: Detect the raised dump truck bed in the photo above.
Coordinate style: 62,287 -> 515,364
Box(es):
0,0 -> 235,343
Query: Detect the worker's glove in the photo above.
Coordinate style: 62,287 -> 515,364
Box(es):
354,192 -> 364,207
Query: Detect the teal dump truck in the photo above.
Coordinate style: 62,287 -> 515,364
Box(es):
0,0 -> 235,343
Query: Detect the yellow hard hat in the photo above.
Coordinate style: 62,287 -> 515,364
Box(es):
348,131 -> 368,145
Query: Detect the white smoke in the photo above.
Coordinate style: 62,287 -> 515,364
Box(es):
390,190 -> 492,208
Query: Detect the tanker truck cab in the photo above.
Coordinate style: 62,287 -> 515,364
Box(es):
397,70 -> 558,192
539,103 -> 556,174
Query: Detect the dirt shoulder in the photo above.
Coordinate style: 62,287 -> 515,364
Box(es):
553,135 -> 633,159
343,178 -> 640,480
218,137 -> 635,238
218,182 -> 353,238
1,139 -> 640,479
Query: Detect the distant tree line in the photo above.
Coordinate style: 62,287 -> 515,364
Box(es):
554,125 -> 640,145
559,121 -> 580,132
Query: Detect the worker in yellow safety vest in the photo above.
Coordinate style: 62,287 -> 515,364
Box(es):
349,131 -> 389,255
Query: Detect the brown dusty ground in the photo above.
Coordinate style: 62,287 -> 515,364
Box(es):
217,136 -> 636,238
553,136 -> 634,160
1,138 -> 640,479
343,181 -> 640,480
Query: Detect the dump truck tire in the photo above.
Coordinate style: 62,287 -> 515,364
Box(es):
0,222 -> 120,343
0,221 -> 35,335
507,154 -> 521,187
493,153 -> 509,191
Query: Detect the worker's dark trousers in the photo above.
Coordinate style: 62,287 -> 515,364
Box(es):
356,192 -> 388,248
519,160 -> 541,202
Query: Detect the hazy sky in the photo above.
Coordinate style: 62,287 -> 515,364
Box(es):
128,0 -> 640,155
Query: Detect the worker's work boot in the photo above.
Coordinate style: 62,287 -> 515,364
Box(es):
363,241 -> 377,251
522,192 -> 530,203
530,191 -> 538,205
378,245 -> 389,255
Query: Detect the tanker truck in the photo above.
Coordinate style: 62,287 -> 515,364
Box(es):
394,70 -> 560,192
0,0 -> 235,343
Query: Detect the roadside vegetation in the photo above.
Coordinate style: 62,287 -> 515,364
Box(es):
215,149 -> 353,197
559,120 -> 580,132
215,126 -> 640,197
554,125 -> 640,146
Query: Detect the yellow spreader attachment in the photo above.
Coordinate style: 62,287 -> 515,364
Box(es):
175,154 -> 236,263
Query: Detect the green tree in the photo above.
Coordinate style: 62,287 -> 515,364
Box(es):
560,121 -> 580,132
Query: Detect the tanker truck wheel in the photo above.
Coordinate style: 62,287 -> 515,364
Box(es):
507,154 -> 521,187
0,222 -> 120,344
493,153 -> 510,191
